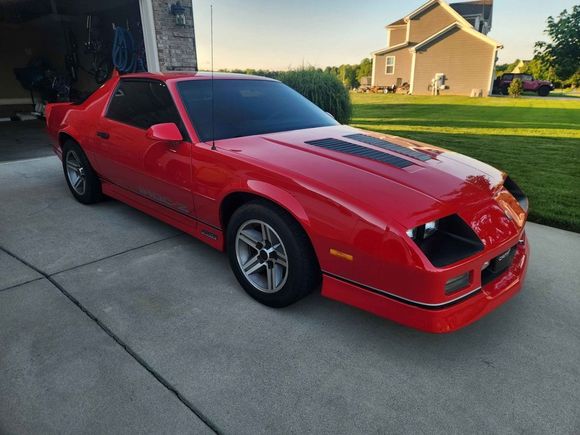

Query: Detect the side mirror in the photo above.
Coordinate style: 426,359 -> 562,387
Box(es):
146,123 -> 183,142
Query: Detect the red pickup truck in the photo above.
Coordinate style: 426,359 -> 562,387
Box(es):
494,73 -> 554,97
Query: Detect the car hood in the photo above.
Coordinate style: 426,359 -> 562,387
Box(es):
217,125 -> 520,243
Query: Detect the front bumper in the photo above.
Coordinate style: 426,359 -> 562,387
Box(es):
321,233 -> 530,333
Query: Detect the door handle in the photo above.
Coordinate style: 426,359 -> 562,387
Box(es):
96,131 -> 110,139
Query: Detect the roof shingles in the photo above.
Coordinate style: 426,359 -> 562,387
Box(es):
450,0 -> 493,20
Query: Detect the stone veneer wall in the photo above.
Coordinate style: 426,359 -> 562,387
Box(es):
151,0 -> 197,71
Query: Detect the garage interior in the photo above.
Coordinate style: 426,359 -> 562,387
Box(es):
0,0 -> 151,160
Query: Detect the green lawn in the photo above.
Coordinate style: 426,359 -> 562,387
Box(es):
350,93 -> 580,232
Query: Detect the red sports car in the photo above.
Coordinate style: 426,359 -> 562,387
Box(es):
46,72 -> 529,333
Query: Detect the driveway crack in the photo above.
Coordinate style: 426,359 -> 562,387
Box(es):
49,233 -> 184,277
0,244 -> 220,434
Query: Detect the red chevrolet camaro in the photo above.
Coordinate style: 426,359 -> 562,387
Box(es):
46,72 -> 529,333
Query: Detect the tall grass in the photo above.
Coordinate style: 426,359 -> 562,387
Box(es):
278,69 -> 352,124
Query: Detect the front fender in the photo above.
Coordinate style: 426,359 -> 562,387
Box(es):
244,179 -> 311,228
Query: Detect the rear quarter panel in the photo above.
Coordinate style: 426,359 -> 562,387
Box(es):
46,79 -> 118,163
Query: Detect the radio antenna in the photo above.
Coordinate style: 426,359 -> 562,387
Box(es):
210,4 -> 216,150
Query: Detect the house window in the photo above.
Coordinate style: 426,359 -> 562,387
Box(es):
385,56 -> 395,75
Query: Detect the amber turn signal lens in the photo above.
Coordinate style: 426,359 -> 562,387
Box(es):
330,248 -> 354,261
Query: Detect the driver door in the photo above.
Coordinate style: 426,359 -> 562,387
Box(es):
94,79 -> 194,216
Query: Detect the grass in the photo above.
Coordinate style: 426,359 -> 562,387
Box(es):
550,89 -> 580,98
350,93 -> 580,232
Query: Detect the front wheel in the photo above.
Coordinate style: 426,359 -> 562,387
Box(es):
537,86 -> 550,97
227,201 -> 321,308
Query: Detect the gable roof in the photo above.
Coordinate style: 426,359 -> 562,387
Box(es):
450,0 -> 493,20
386,18 -> 406,27
372,42 -> 413,56
410,21 -> 502,51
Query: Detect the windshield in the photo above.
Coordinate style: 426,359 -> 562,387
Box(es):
177,79 -> 338,142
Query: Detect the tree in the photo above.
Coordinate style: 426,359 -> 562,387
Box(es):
356,58 -> 372,82
338,64 -> 359,89
521,58 -> 558,83
534,6 -> 580,80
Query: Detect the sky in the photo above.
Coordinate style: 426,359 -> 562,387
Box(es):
192,0 -> 577,71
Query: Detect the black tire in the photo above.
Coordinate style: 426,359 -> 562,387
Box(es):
227,200 -> 321,308
62,139 -> 103,204
537,86 -> 550,97
501,85 -> 510,95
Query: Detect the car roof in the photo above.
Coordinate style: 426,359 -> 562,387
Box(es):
119,71 -> 278,82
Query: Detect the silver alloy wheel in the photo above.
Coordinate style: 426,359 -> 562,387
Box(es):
235,219 -> 289,293
65,150 -> 86,195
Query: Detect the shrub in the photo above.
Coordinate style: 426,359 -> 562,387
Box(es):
564,70 -> 580,88
508,78 -> 523,97
278,69 -> 352,124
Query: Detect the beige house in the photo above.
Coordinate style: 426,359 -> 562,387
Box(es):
371,0 -> 502,96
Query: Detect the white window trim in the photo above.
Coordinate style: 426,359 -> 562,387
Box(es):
410,51 -> 416,94
385,56 -> 396,75
487,46 -> 498,95
371,55 -> 377,86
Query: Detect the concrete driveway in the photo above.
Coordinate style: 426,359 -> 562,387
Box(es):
1,156 -> 579,434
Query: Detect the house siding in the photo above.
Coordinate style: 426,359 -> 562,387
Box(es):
412,27 -> 495,95
373,48 -> 413,87
408,3 -> 456,43
388,26 -> 407,47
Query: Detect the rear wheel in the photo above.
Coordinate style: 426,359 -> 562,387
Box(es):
227,201 -> 320,307
62,140 -> 103,204
501,84 -> 510,95
537,86 -> 550,97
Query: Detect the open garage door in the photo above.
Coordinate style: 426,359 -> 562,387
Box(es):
0,0 -> 156,120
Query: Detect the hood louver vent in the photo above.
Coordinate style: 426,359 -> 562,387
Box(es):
344,133 -> 432,162
304,138 -> 413,169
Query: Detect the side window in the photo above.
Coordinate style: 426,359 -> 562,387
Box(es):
521,74 -> 533,81
503,74 -> 513,80
106,80 -> 182,130
385,56 -> 396,75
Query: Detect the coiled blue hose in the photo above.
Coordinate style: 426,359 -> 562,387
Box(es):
112,27 -> 136,73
